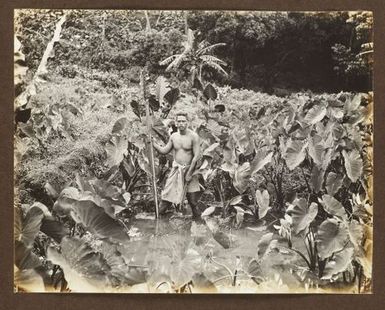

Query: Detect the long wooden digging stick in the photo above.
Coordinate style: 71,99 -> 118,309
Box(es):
140,69 -> 159,218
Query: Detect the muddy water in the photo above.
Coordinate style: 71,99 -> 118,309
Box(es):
117,213 -> 266,290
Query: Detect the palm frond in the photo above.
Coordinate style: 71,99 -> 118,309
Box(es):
197,43 -> 226,56
199,55 -> 227,66
166,53 -> 185,72
159,54 -> 180,66
202,61 -> 228,77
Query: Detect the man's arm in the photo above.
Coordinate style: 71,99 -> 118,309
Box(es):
152,135 -> 174,155
186,133 -> 200,181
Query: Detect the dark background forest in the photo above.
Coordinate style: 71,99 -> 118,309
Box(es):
17,10 -> 373,95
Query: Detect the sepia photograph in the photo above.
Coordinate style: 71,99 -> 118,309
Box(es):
13,9 -> 373,293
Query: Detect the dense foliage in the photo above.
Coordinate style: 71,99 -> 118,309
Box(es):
14,10 -> 372,293
15,10 -> 372,93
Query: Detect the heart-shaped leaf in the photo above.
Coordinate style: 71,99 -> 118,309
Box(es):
201,206 -> 216,217
213,230 -> 231,249
88,178 -> 122,200
348,220 -> 365,251
15,108 -> 32,124
256,189 -> 270,219
112,117 -> 130,135
122,155 -> 136,177
325,172 -> 344,196
203,84 -> 217,100
192,78 -> 203,91
250,151 -> 273,175
15,241 -> 42,270
20,207 -> 45,246
71,200 -> 129,242
163,88 -> 180,106
105,135 -> 128,168
283,139 -> 307,170
214,104 -> 225,113
148,94 -> 160,112
47,237 -> 111,292
202,143 -> 220,158
14,268 -> 45,292
257,233 -> 274,258
310,165 -> 324,193
342,149 -> 363,183
304,105 -> 327,125
316,218 -> 349,260
229,195 -> 243,207
286,199 -> 318,234
40,218 -> 69,243
318,194 -> 347,220
308,135 -> 324,166
322,247 -> 354,280
233,162 -> 251,194
130,100 -> 141,119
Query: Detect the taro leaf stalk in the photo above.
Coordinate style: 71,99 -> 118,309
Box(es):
140,68 -> 159,218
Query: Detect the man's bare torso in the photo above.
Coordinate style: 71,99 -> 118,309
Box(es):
171,130 -> 197,165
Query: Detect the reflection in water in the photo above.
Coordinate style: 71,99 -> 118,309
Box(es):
116,214 -> 266,291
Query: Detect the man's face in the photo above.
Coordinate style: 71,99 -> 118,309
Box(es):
176,115 -> 188,131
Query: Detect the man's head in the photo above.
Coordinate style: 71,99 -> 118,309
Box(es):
175,112 -> 189,132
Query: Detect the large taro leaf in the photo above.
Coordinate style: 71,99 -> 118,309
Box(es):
201,206 -> 216,217
191,273 -> 217,292
202,142 -> 220,158
47,237 -> 111,292
325,172 -> 344,196
112,117 -> 130,135
170,248 -> 202,288
105,135 -> 128,168
163,88 -> 180,106
20,207 -> 45,247
233,127 -> 253,156
151,118 -> 169,142
15,240 -> 41,270
250,150 -> 273,175
130,100 -> 141,119
345,94 -> 362,115
342,149 -> 363,183
304,105 -> 327,125
256,189 -> 270,219
122,155 -> 136,177
40,218 -> 69,243
283,139 -> 307,171
53,196 -> 77,217
321,247 -> 354,280
310,165 -> 325,193
257,233 -> 274,258
316,218 -> 349,260
98,241 -> 147,286
348,220 -> 365,251
213,230 -> 231,249
148,94 -> 160,112
14,267 -> 45,292
233,162 -> 251,194
308,135 -> 324,166
318,194 -> 347,220
203,83 -> 217,100
88,178 -> 122,200
357,224 -> 373,278
70,200 -> 129,243
286,199 -> 318,235
192,77 -> 203,91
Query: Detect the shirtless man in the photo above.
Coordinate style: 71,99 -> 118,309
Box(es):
151,112 -> 202,218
